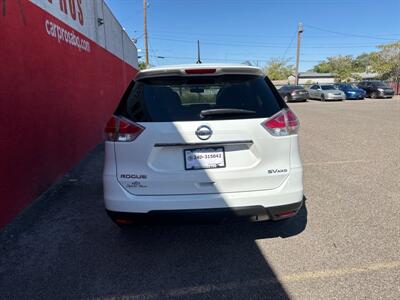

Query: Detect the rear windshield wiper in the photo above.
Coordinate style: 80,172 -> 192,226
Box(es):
200,108 -> 257,118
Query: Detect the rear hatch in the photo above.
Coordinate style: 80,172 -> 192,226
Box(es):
293,89 -> 308,94
290,86 -> 308,95
292,88 -> 308,98
112,69 -> 293,196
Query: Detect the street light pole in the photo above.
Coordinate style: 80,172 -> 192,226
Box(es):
143,0 -> 149,68
295,22 -> 304,85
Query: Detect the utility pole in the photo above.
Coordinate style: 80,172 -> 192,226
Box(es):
143,0 -> 149,68
295,22 -> 304,85
196,40 -> 202,64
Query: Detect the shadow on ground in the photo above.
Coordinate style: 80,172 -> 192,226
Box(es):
0,145 -> 307,299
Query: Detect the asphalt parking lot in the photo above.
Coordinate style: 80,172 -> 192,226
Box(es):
1,97 -> 399,299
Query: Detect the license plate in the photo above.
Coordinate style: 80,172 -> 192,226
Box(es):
184,147 -> 226,170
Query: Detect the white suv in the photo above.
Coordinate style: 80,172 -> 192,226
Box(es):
103,64 -> 303,225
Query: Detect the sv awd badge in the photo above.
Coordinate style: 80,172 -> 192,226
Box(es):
268,169 -> 288,174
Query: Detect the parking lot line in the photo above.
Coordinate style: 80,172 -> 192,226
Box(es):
303,159 -> 372,166
96,261 -> 400,299
281,260 -> 400,283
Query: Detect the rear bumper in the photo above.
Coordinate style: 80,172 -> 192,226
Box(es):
103,167 -> 303,219
291,94 -> 308,101
346,94 -> 365,99
326,95 -> 345,100
374,91 -> 394,98
380,93 -> 394,98
107,201 -> 303,223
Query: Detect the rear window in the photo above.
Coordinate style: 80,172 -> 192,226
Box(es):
374,82 -> 389,87
116,75 -> 284,122
281,85 -> 303,91
290,85 -> 304,90
321,85 -> 335,90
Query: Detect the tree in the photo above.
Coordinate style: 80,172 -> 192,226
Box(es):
313,55 -> 355,82
353,53 -> 375,72
264,58 -> 294,80
369,41 -> 400,81
138,61 -> 147,70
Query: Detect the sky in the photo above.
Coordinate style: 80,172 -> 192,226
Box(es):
105,0 -> 400,71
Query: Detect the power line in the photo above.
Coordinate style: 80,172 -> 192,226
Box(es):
148,40 -> 160,66
304,24 -> 400,41
141,48 -> 376,57
117,0 -> 363,2
149,34 -> 383,47
281,30 -> 297,60
145,54 -> 322,63
126,0 -> 367,6
133,28 -> 400,40
149,36 -> 381,49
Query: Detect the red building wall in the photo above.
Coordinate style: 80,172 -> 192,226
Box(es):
0,1 -> 137,227
389,82 -> 400,95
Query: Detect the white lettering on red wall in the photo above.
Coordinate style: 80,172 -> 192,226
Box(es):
45,0 -> 84,25
30,0 -> 95,43
45,19 -> 91,52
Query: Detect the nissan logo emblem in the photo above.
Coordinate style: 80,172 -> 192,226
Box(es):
195,125 -> 213,140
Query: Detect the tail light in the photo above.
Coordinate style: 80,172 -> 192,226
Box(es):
104,116 -> 144,142
115,218 -> 134,225
262,108 -> 300,136
274,210 -> 297,219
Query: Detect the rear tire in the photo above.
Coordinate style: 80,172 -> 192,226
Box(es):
321,94 -> 325,101
371,91 -> 378,99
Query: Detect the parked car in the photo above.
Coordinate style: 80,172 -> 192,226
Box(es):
358,80 -> 395,99
334,83 -> 365,100
278,85 -> 309,102
103,64 -> 303,226
307,84 -> 345,101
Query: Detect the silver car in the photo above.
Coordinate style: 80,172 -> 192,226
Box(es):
308,84 -> 345,101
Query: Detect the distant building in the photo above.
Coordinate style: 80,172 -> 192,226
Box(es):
287,71 -> 380,85
271,79 -> 290,88
355,72 -> 379,80
288,72 -> 337,85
